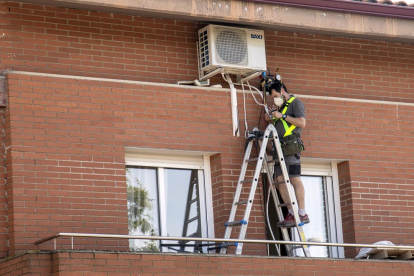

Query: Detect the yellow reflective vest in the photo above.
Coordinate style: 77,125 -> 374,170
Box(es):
274,96 -> 297,137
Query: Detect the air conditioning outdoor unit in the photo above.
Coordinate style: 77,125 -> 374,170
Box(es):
198,25 -> 267,78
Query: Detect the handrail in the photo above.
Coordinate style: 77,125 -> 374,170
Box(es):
34,233 -> 414,251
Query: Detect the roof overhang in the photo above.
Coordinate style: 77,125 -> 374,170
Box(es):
14,0 -> 414,43
246,0 -> 414,20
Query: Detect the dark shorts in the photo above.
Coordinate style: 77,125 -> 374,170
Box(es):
274,153 -> 301,178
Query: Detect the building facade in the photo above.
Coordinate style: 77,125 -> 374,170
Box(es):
0,0 -> 414,275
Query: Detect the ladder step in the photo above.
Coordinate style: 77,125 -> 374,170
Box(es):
187,232 -> 198,237
246,157 -> 259,163
235,200 -> 249,205
277,203 -> 293,207
267,159 -> 279,164
178,232 -> 198,244
186,216 -> 198,224
207,245 -> 221,250
189,197 -> 198,204
225,220 -> 248,226
240,179 -> 257,184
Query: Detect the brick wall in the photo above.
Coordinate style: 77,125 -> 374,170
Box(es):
2,251 -> 414,276
1,0 -> 414,261
0,107 -> 8,258
0,252 -> 52,276
5,72 -> 414,258
303,99 -> 414,257
1,1 -> 414,102
0,1 -> 199,84
6,72 -> 268,255
337,161 -> 355,257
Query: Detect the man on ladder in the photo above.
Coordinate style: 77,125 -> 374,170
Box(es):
266,82 -> 310,228
219,77 -> 311,256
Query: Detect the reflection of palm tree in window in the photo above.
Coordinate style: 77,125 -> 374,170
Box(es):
126,169 -> 159,252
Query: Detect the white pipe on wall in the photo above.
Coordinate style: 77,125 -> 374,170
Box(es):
225,74 -> 239,137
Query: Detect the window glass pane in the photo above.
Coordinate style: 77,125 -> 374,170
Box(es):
293,176 -> 329,257
163,168 -> 201,252
126,167 -> 160,252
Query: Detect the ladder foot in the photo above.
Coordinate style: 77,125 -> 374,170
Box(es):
220,242 -> 238,248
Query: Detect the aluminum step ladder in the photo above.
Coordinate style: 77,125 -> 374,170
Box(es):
178,170 -> 202,252
220,124 -> 311,257
160,170 -> 202,253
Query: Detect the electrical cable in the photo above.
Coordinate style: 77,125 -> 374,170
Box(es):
221,73 -> 228,83
236,80 -> 271,135
252,136 -> 270,253
245,81 -> 266,108
266,183 -> 281,256
260,165 -> 272,256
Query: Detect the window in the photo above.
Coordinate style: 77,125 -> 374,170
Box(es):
291,160 -> 344,258
125,149 -> 214,253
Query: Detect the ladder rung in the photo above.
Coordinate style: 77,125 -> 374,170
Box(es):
225,220 -> 248,226
267,159 -> 279,164
186,216 -> 198,224
189,197 -> 198,204
277,203 -> 293,207
240,179 -> 257,184
235,200 -> 249,205
178,233 -> 199,244
246,157 -> 259,163
198,243 -> 217,247
187,232 -> 198,237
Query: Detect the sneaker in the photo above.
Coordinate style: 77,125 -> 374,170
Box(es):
277,213 -> 310,228
277,213 -> 295,228
300,214 -> 310,224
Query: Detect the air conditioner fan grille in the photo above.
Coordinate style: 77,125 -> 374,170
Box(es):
215,28 -> 248,65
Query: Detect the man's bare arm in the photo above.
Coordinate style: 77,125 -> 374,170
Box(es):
285,116 -> 306,128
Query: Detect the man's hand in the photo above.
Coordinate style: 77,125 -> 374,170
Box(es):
272,111 -> 283,119
265,116 -> 273,123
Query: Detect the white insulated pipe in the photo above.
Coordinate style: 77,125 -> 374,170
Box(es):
225,74 -> 240,137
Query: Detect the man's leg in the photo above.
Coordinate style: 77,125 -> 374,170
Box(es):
276,175 -> 309,226
275,154 -> 305,210
276,175 -> 304,209
289,176 -> 305,210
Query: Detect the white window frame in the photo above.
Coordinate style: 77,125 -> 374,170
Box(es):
300,158 -> 345,258
125,148 -> 216,251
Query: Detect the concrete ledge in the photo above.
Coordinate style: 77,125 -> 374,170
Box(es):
6,71 -> 414,107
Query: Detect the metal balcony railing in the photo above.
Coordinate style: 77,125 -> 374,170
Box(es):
34,233 -> 414,253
